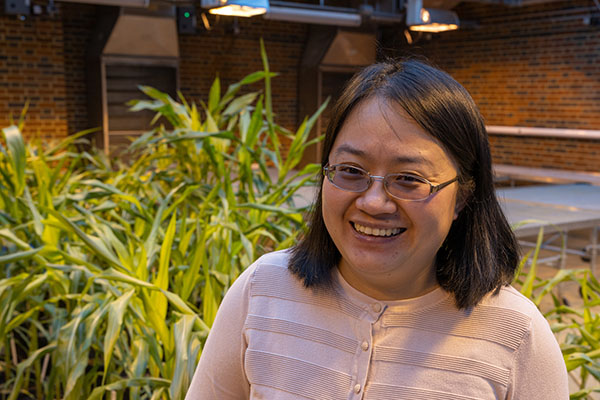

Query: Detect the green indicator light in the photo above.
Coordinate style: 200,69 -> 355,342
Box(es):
184,11 -> 191,18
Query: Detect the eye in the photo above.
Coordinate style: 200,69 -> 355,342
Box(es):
336,165 -> 364,176
390,174 -> 425,187
395,174 -> 421,182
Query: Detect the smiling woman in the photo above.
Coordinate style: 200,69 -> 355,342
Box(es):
185,60 -> 569,399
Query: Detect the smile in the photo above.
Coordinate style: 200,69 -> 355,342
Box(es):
352,222 -> 406,237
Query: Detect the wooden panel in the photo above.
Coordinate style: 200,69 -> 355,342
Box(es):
105,64 -> 177,138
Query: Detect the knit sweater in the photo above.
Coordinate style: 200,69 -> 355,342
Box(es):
185,250 -> 569,399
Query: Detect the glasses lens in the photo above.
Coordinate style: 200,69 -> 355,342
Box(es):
386,174 -> 430,200
329,165 -> 369,192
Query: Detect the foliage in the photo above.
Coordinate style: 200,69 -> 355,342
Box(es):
514,227 -> 600,399
0,41 -> 325,399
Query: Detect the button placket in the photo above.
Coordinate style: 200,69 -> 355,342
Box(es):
351,312 -> 375,399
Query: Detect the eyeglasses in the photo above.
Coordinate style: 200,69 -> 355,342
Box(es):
323,163 -> 459,201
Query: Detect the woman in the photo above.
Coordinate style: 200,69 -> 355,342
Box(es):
186,59 -> 568,399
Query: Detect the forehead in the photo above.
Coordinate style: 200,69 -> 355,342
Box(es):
330,97 -> 457,172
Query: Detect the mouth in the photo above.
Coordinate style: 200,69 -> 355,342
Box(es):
352,222 -> 406,238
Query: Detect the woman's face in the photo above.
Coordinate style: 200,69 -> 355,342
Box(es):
322,96 -> 462,300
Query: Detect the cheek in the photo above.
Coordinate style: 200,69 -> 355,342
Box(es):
322,184 -> 350,232
413,197 -> 458,235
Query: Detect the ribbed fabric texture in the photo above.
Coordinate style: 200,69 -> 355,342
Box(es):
185,250 -> 569,400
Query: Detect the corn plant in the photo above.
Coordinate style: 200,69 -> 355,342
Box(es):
514,227 -> 600,399
0,41 -> 326,399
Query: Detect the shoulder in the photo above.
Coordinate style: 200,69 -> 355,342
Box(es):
481,287 -> 568,398
474,285 -> 553,347
478,285 -> 549,331
481,286 -> 567,383
479,285 -> 540,317
231,249 -> 293,288
244,248 -> 306,291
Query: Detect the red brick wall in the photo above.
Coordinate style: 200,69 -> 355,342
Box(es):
0,6 -> 69,140
384,0 -> 600,171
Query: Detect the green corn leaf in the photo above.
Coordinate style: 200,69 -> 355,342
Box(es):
203,273 -> 219,328
47,209 -> 127,272
144,182 -> 184,266
170,314 -> 196,400
220,70 -> 275,108
245,96 -> 264,148
97,268 -> 155,290
152,212 -> 177,320
0,247 -> 42,265
281,98 -> 328,177
141,290 -> 172,356
24,186 -> 44,237
570,388 -> 600,399
81,179 -> 145,216
236,202 -> 297,214
0,228 -> 30,250
103,289 -> 135,384
130,337 -> 149,379
44,127 -> 99,156
2,125 -> 26,196
259,39 -> 281,167
223,92 -> 258,117
520,226 -> 543,299
181,225 -> 211,302
208,77 -> 221,114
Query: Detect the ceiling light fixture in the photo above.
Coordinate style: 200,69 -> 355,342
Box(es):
201,0 -> 268,17
406,0 -> 459,33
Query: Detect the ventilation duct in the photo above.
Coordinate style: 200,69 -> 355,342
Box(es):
298,28 -> 376,165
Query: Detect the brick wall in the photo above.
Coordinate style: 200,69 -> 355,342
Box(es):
0,3 -> 69,140
382,0 -> 600,171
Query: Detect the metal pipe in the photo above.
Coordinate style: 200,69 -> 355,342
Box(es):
486,125 -> 600,140
263,5 -> 362,26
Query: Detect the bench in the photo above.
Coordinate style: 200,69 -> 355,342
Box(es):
493,164 -> 600,186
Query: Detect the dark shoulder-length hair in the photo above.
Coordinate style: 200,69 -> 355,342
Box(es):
288,58 -> 519,309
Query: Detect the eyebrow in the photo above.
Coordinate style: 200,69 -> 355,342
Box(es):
332,144 -> 434,167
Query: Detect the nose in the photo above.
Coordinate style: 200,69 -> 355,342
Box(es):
355,177 -> 397,215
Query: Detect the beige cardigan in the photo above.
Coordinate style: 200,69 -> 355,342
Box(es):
186,250 -> 568,399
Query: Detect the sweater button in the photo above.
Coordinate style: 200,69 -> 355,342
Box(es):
371,303 -> 382,313
361,341 -> 369,351
354,384 -> 361,394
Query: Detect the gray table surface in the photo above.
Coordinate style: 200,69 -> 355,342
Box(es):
497,183 -> 600,212
496,183 -> 600,271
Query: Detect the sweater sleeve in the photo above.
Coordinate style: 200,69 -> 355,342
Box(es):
508,310 -> 569,399
184,264 -> 254,400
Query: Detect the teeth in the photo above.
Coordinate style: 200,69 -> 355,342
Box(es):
354,223 -> 403,237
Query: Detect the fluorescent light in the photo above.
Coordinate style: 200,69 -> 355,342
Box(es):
202,0 -> 268,17
409,21 -> 459,33
406,0 -> 459,33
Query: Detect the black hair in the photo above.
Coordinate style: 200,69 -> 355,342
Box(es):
288,59 -> 519,309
